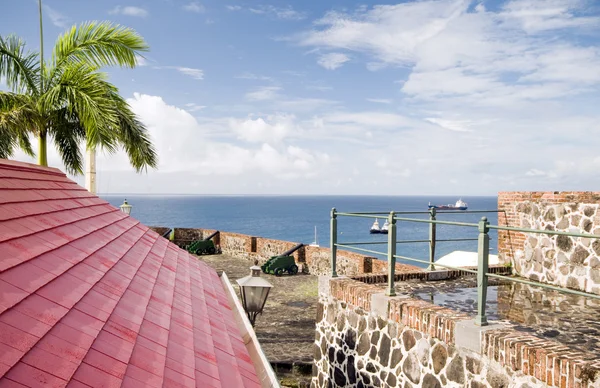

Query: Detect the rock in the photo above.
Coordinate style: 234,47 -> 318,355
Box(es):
359,372 -> 370,385
347,311 -> 358,328
357,334 -> 370,355
336,349 -> 344,364
583,219 -> 593,232
416,339 -> 430,366
544,208 -> 556,222
584,206 -> 595,217
440,374 -> 447,385
466,356 -> 482,374
347,355 -> 356,384
431,344 -> 448,374
388,322 -> 398,338
334,367 -> 346,387
328,347 -> 335,363
371,331 -> 380,346
369,345 -> 377,359
529,273 -> 540,282
557,235 -> 573,252
377,317 -> 387,330
592,240 -> 600,256
487,367 -> 509,388
390,348 -> 403,369
471,381 -> 487,388
386,373 -> 397,387
571,246 -> 589,265
371,375 -> 381,387
316,303 -> 324,323
590,269 -> 600,284
446,355 -> 465,384
556,217 -> 569,229
422,374 -> 441,388
528,237 -> 538,248
571,214 -> 582,227
402,330 -> 416,351
567,277 -> 580,290
379,334 -> 391,366
345,329 -> 357,350
366,362 -> 377,373
557,252 -> 569,263
402,353 -> 421,384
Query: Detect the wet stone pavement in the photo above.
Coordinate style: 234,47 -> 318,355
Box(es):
381,276 -> 600,359
198,253 -> 318,365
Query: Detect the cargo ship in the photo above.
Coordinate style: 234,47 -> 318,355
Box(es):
428,199 -> 468,210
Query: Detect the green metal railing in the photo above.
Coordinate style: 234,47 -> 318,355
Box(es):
330,208 -> 600,326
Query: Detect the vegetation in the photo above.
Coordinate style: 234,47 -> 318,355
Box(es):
0,0 -> 157,174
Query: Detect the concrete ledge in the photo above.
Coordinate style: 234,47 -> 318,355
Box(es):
454,319 -> 506,353
371,292 -> 410,317
221,272 -> 280,388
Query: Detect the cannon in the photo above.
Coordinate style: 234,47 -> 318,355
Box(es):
187,231 -> 220,256
261,243 -> 303,276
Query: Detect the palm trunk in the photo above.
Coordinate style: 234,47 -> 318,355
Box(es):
38,131 -> 48,166
85,148 -> 97,194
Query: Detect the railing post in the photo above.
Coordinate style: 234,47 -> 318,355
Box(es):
476,216 -> 490,326
331,208 -> 338,278
428,207 -> 436,271
386,211 -> 397,296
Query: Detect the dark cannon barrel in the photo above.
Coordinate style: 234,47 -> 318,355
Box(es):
204,231 -> 219,241
281,243 -> 304,257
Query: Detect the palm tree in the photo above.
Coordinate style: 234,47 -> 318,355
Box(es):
0,0 -> 157,175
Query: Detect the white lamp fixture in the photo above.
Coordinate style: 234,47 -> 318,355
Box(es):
236,260 -> 273,327
119,199 -> 132,215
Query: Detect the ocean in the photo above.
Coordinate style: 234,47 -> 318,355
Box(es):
103,195 -> 499,268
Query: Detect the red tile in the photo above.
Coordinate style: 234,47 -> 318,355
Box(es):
129,343 -> 166,377
194,370 -> 222,388
0,343 -> 23,370
14,294 -> 69,327
36,272 -> 93,309
163,367 -> 195,388
1,261 -> 56,293
0,280 -> 28,314
0,309 -> 52,338
71,362 -> 123,388
122,364 -> 163,388
50,322 -> 96,350
0,377 -> 29,387
0,321 -> 39,351
5,362 -> 67,388
21,346 -> 80,380
82,349 -> 127,379
91,331 -> 135,364
60,309 -> 104,337
36,334 -> 88,365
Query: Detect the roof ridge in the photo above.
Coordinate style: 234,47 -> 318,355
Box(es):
0,191 -> 95,206
0,223 -> 150,383
0,159 -> 65,177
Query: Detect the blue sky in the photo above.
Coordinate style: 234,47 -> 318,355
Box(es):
2,0 -> 600,195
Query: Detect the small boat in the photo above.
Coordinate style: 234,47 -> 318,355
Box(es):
428,199 -> 468,210
370,219 -> 381,234
309,226 -> 319,247
380,219 -> 389,234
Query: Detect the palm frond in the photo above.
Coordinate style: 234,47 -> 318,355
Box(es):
49,108 -> 85,174
0,92 -> 37,157
0,35 -> 40,95
41,62 -> 120,153
112,95 -> 158,172
52,21 -> 148,73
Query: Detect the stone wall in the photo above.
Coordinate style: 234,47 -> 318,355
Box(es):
313,275 -> 600,388
169,227 -> 419,277
498,192 -> 600,295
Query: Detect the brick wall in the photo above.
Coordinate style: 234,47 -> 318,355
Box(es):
498,192 -> 600,294
169,227 -> 420,276
313,274 -> 600,388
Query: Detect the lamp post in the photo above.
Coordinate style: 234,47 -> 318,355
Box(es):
236,260 -> 273,327
120,199 -> 132,215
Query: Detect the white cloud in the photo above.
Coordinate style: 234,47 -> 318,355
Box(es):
501,0 -> 600,33
235,72 -> 273,81
249,5 -> 306,20
230,114 -> 295,143
366,98 -> 392,104
425,118 -> 473,132
245,86 -> 282,101
135,55 -> 148,66
184,103 -> 206,112
43,5 -> 69,28
226,5 -> 242,11
183,2 -> 205,13
317,53 -> 350,70
109,6 -> 148,18
154,66 -> 204,80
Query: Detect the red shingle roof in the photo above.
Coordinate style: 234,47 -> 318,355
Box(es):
0,159 -> 261,387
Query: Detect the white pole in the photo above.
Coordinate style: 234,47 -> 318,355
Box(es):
85,148 -> 97,194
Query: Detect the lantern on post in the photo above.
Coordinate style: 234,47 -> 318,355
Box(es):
236,260 -> 273,327
120,199 -> 132,215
